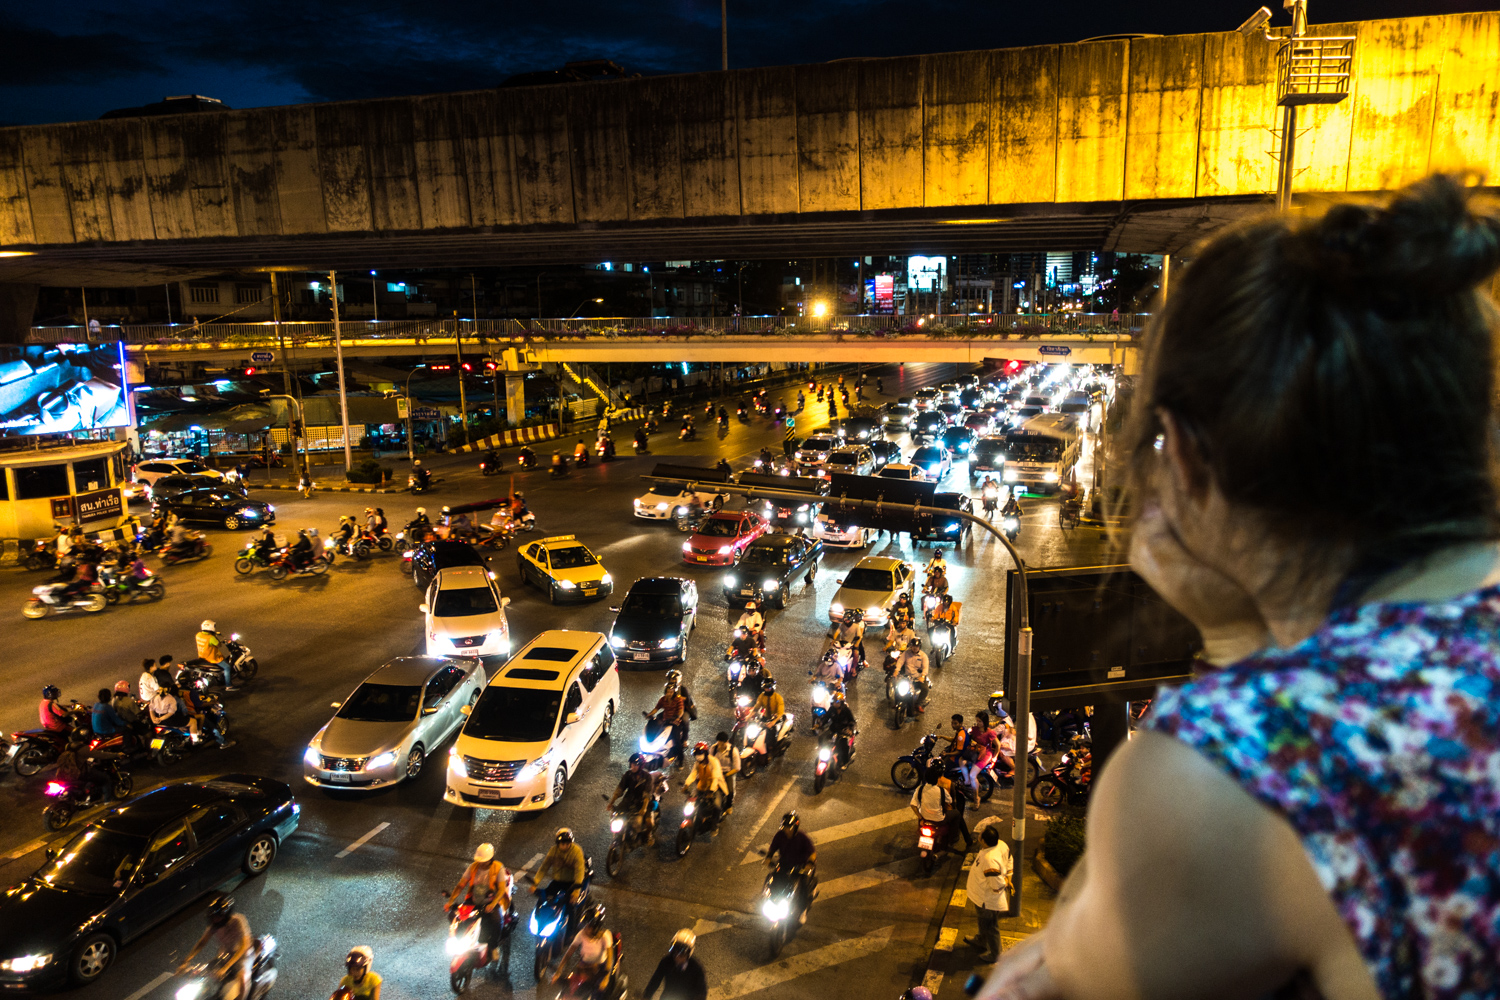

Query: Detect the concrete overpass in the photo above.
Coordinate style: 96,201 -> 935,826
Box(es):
1,10 -> 1497,295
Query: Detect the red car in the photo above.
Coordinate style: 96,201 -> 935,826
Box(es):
682,510 -> 768,566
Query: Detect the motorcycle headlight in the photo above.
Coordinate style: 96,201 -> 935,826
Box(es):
445,935 -> 470,956
762,897 -> 790,921
175,982 -> 204,1000
736,695 -> 751,707
683,800 -> 696,816
744,723 -> 761,740
368,751 -> 397,770
818,747 -> 832,762
896,680 -> 911,695
611,817 -> 625,832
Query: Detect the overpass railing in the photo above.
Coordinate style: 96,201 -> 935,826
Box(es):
26,313 -> 1148,349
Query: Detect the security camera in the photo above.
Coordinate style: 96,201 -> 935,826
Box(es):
1237,7 -> 1273,36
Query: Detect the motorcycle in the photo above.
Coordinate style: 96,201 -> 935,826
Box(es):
360,527 -> 395,552
149,698 -> 229,766
674,789 -> 724,857
23,539 -> 58,571
761,865 -> 813,958
633,435 -> 649,455
726,655 -> 765,700
179,633 -> 260,691
816,642 -> 859,684
889,676 -> 922,728
574,448 -> 590,468
638,717 -> 681,768
409,472 -> 433,494
1031,743 -> 1093,809
679,425 -> 696,441
172,935 -> 278,1000
97,565 -> 166,605
808,681 -> 839,734
480,456 -> 503,476
23,583 -> 108,619
603,771 -> 666,877
920,590 -> 941,628
889,733 -> 945,791
268,547 -> 330,580
596,438 -> 616,462
550,458 -> 570,480
333,534 -> 372,560
518,450 -> 537,470
233,543 -> 281,575
929,620 -> 956,669
739,710 -> 794,779
813,727 -> 855,794
916,815 -> 959,874
160,535 -> 213,565
42,761 -> 133,830
446,882 -> 517,992
530,863 -> 593,981
1000,512 -> 1020,541
9,719 -> 84,776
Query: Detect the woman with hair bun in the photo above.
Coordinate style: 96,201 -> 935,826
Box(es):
983,176 -> 1500,1000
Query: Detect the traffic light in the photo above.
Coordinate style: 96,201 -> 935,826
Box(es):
290,419 -> 303,437
484,361 -> 498,372
430,363 -> 451,372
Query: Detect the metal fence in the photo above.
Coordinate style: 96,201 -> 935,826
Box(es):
27,313 -> 1148,348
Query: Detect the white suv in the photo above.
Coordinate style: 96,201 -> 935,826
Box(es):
446,630 -> 619,811
133,457 -> 223,487
421,566 -> 511,658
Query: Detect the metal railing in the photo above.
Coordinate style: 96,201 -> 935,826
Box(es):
26,313 -> 1149,349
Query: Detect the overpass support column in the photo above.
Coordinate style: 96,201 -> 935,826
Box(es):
505,375 -> 526,427
0,283 -> 39,345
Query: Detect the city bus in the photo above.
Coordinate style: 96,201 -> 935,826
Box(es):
1000,414 -> 1080,494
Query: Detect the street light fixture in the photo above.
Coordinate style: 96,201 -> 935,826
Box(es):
810,300 -> 829,319
567,298 -> 605,319
403,365 -> 426,464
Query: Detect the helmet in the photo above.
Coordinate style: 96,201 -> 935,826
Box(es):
903,989 -> 934,1000
665,669 -> 683,686
669,928 -> 696,956
207,893 -> 235,925
628,752 -> 643,767
583,904 -> 606,930
909,636 -> 922,649
693,741 -> 710,758
341,515 -> 353,523
515,492 -> 524,500
662,681 -> 678,697
842,609 -> 858,624
780,811 -> 800,833
42,685 -> 60,700
346,946 -> 373,970
200,620 -> 216,632
763,678 -> 777,694
364,507 -> 373,514
414,459 -> 423,466
473,843 -> 494,863
416,507 -> 426,515
441,506 -> 451,515
113,680 -> 131,694
555,828 -> 574,845
744,599 -> 759,611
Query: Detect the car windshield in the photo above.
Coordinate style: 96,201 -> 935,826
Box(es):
646,485 -> 683,497
466,686 -> 563,742
1004,434 -> 1063,462
434,546 -> 484,569
889,406 -> 911,417
175,461 -> 208,474
433,587 -> 499,616
39,827 -> 146,894
842,567 -> 895,591
621,592 -> 682,616
337,683 -> 421,722
696,518 -> 741,537
550,546 -> 597,569
741,545 -> 788,566
801,437 -> 837,452
913,448 -> 943,464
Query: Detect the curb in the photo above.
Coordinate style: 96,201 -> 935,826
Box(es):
452,423 -> 561,454
921,851 -> 976,998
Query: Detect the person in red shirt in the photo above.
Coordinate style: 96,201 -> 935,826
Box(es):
39,685 -> 71,732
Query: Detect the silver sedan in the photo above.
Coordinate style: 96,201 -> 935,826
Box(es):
304,656 -> 487,789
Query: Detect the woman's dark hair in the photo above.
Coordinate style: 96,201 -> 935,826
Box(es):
1126,175 -> 1500,587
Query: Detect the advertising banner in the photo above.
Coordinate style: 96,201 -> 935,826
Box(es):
0,343 -> 130,436
76,488 -> 124,524
873,274 -> 895,313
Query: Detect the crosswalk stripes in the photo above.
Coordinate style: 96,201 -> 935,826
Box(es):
706,925 -> 895,1000
739,807 -> 912,864
693,861 -> 904,939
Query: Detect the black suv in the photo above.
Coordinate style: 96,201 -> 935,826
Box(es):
941,425 -> 977,459
840,416 -> 881,442
912,411 -> 947,441
410,539 -> 487,589
912,492 -> 975,543
154,487 -> 275,530
608,577 -> 699,665
723,534 -> 823,608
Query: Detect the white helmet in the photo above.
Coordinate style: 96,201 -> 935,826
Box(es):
200,619 -> 217,632
416,507 -> 426,515
670,928 -> 696,956
473,843 -> 494,863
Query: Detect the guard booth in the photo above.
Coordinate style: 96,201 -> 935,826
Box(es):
0,440 -> 132,542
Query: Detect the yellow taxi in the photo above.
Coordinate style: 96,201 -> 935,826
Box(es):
516,534 -> 614,604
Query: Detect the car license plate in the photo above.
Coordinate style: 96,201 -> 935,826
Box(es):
583,588 -> 597,597
329,772 -> 350,784
740,587 -> 754,596
633,652 -> 650,661
695,556 -> 708,563
477,787 -> 502,800
150,737 -> 164,749
918,833 -> 934,850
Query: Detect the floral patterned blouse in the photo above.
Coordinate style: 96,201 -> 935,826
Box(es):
1148,585 -> 1500,1000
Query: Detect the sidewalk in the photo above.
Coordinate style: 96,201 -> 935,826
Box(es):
923,814 -> 1058,1000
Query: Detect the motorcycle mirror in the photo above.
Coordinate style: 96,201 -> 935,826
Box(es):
460,704 -> 472,716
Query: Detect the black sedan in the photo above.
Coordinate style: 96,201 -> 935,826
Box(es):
409,539 -> 487,589
912,411 -> 947,441
0,775 -> 298,989
941,425 -> 978,459
722,534 -> 823,608
154,487 -> 275,530
839,416 -> 881,442
148,473 -> 244,502
867,439 -> 899,470
608,577 -> 700,665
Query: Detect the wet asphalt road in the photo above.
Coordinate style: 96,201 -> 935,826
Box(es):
0,363 -> 1110,1000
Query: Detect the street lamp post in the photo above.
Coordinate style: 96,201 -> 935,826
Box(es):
403,365 -> 424,464
261,392 -> 306,479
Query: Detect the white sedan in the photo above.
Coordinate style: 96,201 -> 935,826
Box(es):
421,566 -> 512,658
633,483 -> 728,520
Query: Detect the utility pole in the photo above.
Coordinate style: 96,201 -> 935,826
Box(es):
270,273 -> 297,482
371,271 -> 379,322
455,304 -> 469,441
720,0 -> 729,71
329,271 -> 353,473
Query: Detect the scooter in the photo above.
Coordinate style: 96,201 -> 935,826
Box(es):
638,717 -> 681,768
149,697 -> 229,766
445,880 -> 517,992
813,726 -> 855,794
916,815 -> 959,874
889,676 -> 923,728
518,450 -> 537,470
929,620 -> 956,669
179,633 -> 260,691
739,709 -> 794,778
42,761 -> 133,830
480,455 -> 503,476
679,425 -> 697,441
359,527 -> 395,552
1000,512 -> 1020,541
267,547 -> 330,580
762,864 -> 814,958
674,789 -> 724,857
160,535 -> 213,565
23,539 -> 58,571
172,935 -> 278,1000
550,458 -> 570,480
603,767 -> 666,877
574,449 -> 591,468
9,717 -> 85,776
22,583 -> 108,619
530,863 -> 593,981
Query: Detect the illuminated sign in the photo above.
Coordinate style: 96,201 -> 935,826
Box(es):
906,256 -> 946,292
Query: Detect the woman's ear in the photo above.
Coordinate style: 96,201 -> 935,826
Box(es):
1157,409 -> 1210,500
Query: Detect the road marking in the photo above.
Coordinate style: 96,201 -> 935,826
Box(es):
934,927 -> 958,952
691,917 -> 735,937
922,969 -> 946,995
518,851 -> 544,874
735,777 -> 794,862
741,806 -> 912,864
123,971 -> 173,1000
951,888 -> 967,908
2,836 -> 50,862
817,865 -> 900,902
335,822 -> 390,859
706,924 -> 894,1000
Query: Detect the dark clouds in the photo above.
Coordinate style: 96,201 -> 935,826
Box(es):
1,0 -> 1494,125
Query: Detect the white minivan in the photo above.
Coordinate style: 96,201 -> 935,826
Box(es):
445,630 -> 619,811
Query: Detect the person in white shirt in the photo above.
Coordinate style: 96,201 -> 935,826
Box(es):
909,769 -> 954,823
965,824 -> 1013,964
736,600 -> 765,635
138,658 -> 161,703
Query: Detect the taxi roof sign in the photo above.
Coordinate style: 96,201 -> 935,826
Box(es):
539,534 -> 578,543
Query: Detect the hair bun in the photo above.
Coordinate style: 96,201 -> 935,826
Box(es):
1308,175 -> 1500,302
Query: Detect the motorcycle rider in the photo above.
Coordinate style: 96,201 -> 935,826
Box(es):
909,767 -> 959,850
518,444 -> 536,467
149,682 -> 201,742
289,528 -> 316,571
193,619 -> 236,691
890,591 -> 916,631
412,459 -> 431,490
91,687 -> 129,740
647,681 -> 690,767
337,946 -> 382,1000
643,929 -> 707,1000
574,439 -> 589,464
892,637 -> 931,712
735,599 -> 765,640
981,477 -> 1000,516
55,738 -> 111,799
752,676 -> 785,727
682,742 -> 728,822
824,689 -> 857,766
178,894 -> 253,1000
179,680 -> 234,748
112,680 -> 143,729
757,446 -> 775,469
715,458 -> 732,476
552,903 -> 615,995
884,617 -> 918,664
165,518 -> 199,560
447,843 -> 512,968
252,524 -> 278,564
482,448 -> 500,471
138,658 -> 161,703
968,710 -> 1001,786
531,828 -> 588,936
829,609 -> 867,673
634,427 -> 649,453
38,685 -> 72,733
1000,492 -> 1023,526
335,514 -> 358,551
606,753 -> 657,844
711,731 -> 740,812
665,669 -> 698,758
765,813 -> 817,924
930,594 -> 961,648
365,507 -> 388,536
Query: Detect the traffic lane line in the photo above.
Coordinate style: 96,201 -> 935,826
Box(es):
735,777 -> 794,860
335,821 -> 390,858
122,971 -> 173,1000
740,806 -> 912,864
706,924 -> 894,1000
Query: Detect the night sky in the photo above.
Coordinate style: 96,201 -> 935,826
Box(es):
1,0 -> 1491,127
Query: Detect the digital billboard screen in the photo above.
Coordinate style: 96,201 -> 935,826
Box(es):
0,343 -> 130,436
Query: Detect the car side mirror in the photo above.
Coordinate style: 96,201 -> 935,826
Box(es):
501,597 -> 511,608
45,848 -> 57,862
608,606 -> 621,613
460,704 -> 472,716
330,701 -> 342,709
565,712 -> 580,725
419,603 -> 429,614
836,578 -> 845,585
423,706 -> 439,715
